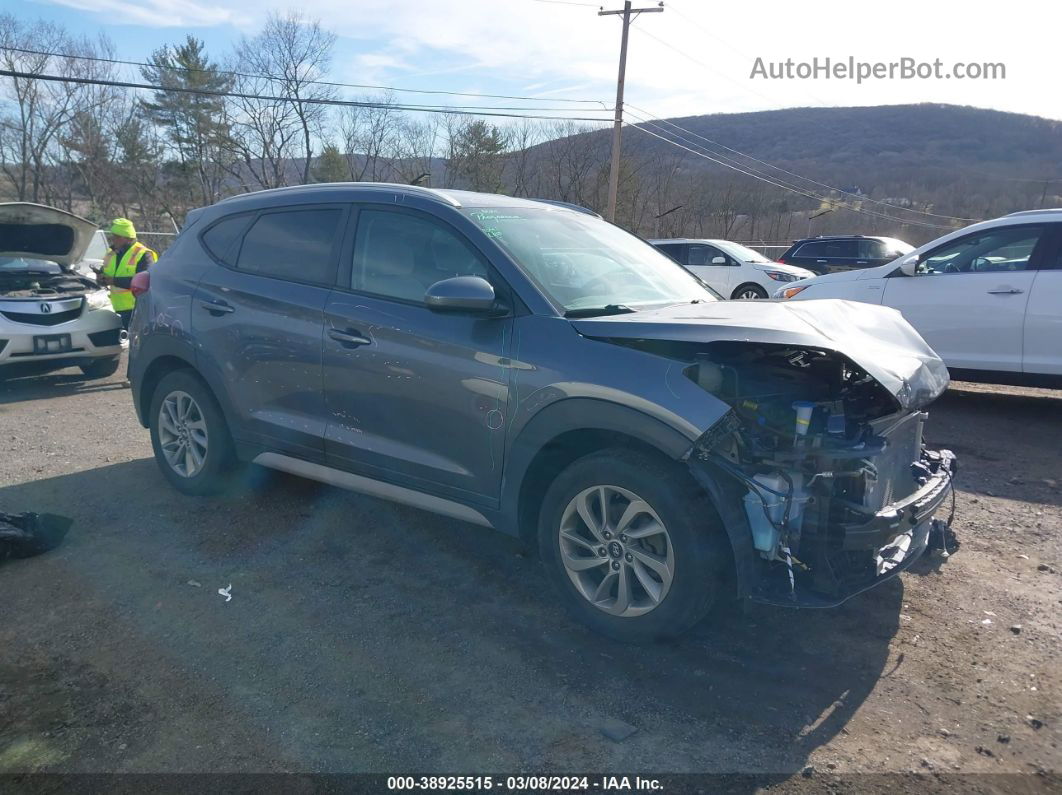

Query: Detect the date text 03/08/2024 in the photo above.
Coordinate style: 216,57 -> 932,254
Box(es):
386,776 -> 664,791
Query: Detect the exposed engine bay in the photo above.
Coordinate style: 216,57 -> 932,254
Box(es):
0,270 -> 99,299
684,342 -> 956,605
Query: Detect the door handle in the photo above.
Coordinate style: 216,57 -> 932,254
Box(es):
328,328 -> 372,348
816,259 -> 828,263
200,299 -> 235,315
986,288 -> 1024,295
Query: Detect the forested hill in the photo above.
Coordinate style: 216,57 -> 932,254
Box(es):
525,103 -> 1062,242
639,104 -> 1062,176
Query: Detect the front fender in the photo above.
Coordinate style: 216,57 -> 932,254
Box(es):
498,397 -> 696,535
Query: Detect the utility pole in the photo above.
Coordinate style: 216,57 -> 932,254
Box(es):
599,1 -> 663,223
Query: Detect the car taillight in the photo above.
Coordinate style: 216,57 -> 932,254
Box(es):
130,270 -> 150,297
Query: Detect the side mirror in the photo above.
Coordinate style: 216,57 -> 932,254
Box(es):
711,256 -> 727,265
424,276 -> 497,313
898,255 -> 920,277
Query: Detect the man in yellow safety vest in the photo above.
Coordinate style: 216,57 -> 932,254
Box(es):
99,218 -> 156,329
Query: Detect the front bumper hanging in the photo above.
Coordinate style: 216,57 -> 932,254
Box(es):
735,447 -> 957,608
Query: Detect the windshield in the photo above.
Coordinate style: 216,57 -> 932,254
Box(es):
0,256 -> 61,274
464,207 -> 718,312
723,242 -> 772,263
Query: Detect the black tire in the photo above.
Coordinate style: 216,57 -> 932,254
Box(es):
79,356 -> 121,379
731,283 -> 768,300
538,448 -> 729,643
148,369 -> 237,496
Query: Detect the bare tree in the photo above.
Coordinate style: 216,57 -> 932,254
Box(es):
391,115 -> 440,185
235,11 -> 336,185
0,15 -> 115,204
339,96 -> 399,181
502,119 -> 546,197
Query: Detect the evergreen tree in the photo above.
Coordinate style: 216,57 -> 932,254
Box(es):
449,120 -> 508,192
140,36 -> 231,206
312,143 -> 348,183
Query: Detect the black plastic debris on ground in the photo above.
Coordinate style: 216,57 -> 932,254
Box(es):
0,512 -> 72,560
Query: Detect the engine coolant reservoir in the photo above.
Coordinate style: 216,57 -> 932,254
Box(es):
743,473 -> 807,557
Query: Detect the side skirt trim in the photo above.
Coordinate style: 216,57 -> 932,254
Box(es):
252,452 -> 494,528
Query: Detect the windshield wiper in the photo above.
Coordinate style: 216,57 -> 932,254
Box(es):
563,303 -> 635,318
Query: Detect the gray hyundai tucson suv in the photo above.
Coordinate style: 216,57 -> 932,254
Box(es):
129,183 -> 957,641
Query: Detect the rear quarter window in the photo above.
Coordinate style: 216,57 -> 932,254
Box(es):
201,214 -> 254,266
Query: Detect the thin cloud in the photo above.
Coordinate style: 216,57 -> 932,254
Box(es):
42,0 -> 241,28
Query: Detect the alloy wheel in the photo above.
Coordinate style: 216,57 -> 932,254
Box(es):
157,390 -> 209,478
558,485 -> 674,617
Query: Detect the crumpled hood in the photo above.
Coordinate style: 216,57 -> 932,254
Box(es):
0,202 -> 97,267
571,298 -> 950,410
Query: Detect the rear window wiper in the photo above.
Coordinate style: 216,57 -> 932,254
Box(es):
563,304 -> 635,318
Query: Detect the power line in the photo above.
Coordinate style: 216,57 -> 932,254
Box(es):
630,26 -> 787,109
0,69 -> 615,122
627,103 -> 981,223
664,0 -> 832,106
0,45 -> 610,108
623,110 -> 954,230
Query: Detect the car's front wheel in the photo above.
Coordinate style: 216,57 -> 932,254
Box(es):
731,283 -> 768,300
538,448 -> 729,642
149,369 -> 236,495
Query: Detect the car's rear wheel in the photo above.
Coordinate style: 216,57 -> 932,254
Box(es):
538,448 -> 728,642
79,356 -> 121,379
731,283 -> 768,300
149,370 -> 236,495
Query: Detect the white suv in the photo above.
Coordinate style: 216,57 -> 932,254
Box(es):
0,203 -> 123,380
649,238 -> 814,299
776,209 -> 1062,387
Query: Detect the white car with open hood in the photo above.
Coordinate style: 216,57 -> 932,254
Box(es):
776,209 -> 1062,388
0,202 -> 123,379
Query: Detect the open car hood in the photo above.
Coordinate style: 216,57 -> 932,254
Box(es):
571,298 -> 950,410
0,202 -> 97,267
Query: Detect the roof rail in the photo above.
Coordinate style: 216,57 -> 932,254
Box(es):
1005,208 -> 1062,217
216,182 -> 462,208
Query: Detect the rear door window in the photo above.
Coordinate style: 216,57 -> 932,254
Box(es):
235,207 -> 343,284
794,241 -> 828,258
859,240 -> 888,260
824,240 -> 859,259
655,243 -> 686,264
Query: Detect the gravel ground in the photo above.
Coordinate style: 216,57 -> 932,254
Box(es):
0,358 -> 1059,789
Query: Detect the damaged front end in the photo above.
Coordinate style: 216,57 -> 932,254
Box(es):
685,341 -> 956,606
571,298 -> 957,606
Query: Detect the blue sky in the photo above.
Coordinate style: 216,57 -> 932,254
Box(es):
16,0 -> 1062,124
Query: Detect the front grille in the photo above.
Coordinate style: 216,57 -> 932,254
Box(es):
88,328 -> 121,347
1,307 -> 83,326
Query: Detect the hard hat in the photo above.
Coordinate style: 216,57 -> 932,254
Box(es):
108,218 -> 136,238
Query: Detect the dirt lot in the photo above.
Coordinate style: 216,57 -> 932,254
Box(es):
0,357 -> 1059,788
